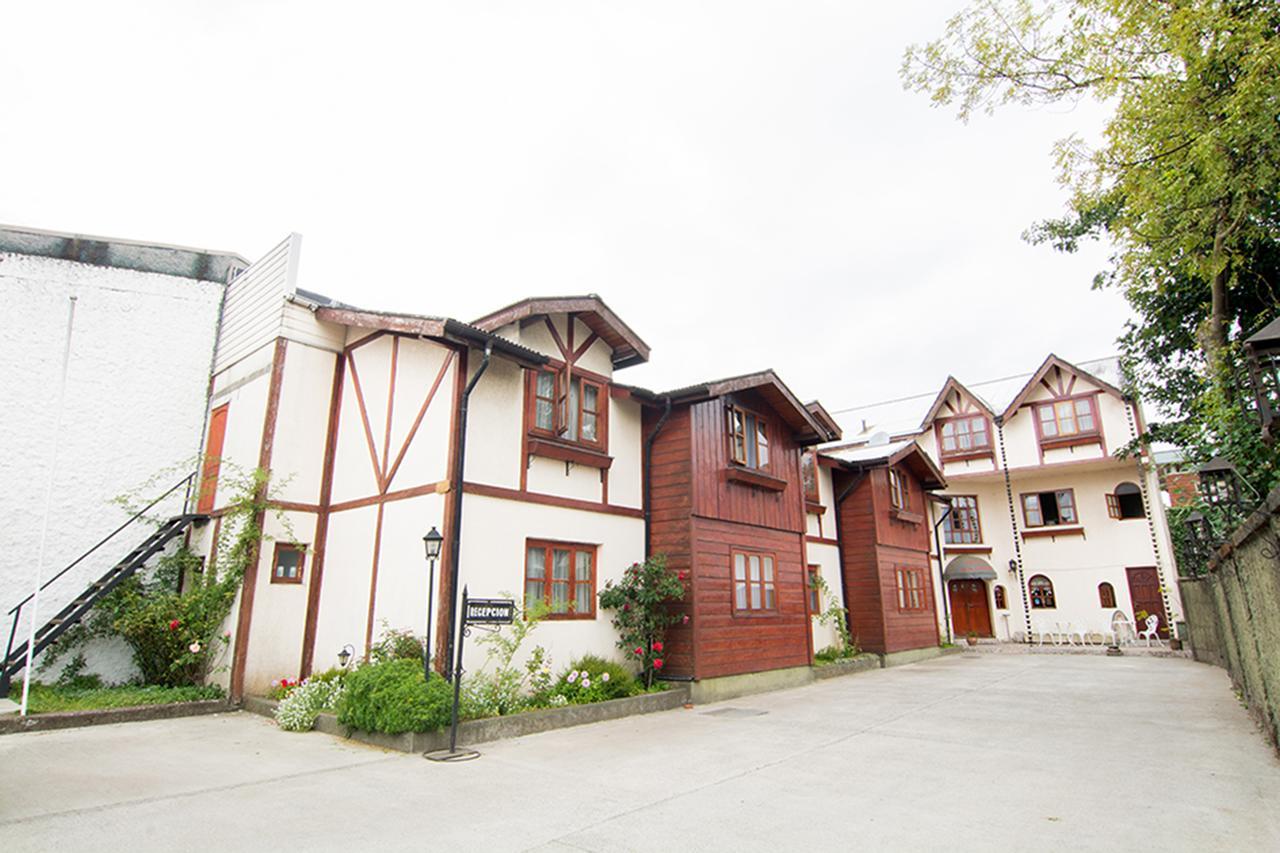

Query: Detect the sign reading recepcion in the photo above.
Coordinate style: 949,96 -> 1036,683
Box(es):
465,598 -> 515,625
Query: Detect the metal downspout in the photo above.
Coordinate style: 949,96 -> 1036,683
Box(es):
443,342 -> 492,681
931,499 -> 954,643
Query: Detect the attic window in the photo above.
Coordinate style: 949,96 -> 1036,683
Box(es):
528,367 -> 606,449
938,416 -> 991,458
727,405 -> 769,470
889,468 -> 909,511
1036,397 -> 1098,440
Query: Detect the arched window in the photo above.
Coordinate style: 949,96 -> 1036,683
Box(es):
993,584 -> 1007,609
1098,582 -> 1116,608
1106,482 -> 1146,519
1028,575 -> 1056,609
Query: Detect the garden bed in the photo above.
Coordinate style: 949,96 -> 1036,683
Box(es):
811,653 -> 882,680
246,683 -> 691,754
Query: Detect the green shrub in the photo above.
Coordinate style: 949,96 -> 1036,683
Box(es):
551,655 -> 638,704
306,667 -> 349,685
337,659 -> 453,734
369,624 -> 427,664
275,678 -> 344,732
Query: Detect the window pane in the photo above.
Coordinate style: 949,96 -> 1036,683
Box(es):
582,412 -> 597,441
941,422 -> 956,451
552,549 -> 571,580
744,415 -> 758,467
1075,398 -> 1095,431
575,551 -> 592,581
1039,406 -> 1058,437
756,420 -> 769,467
763,557 -> 774,582
575,581 -> 591,614
276,548 -> 302,579
583,384 -> 598,412
1024,495 -> 1042,526
1056,400 -> 1076,434
536,400 -> 554,430
764,584 -> 775,609
566,381 -> 579,440
525,579 -> 544,603
749,555 -> 760,582
750,582 -> 762,609
537,372 -> 555,398
1056,491 -> 1076,523
526,547 -> 546,579
734,553 -> 746,581
735,581 -> 748,610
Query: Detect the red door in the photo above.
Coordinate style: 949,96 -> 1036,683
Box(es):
948,579 -> 992,638
1125,567 -> 1169,638
198,405 -> 229,514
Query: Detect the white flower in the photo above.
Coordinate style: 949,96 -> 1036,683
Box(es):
581,678 -> 591,689
188,642 -> 201,654
580,670 -> 590,679
567,671 -> 578,682
601,672 -> 610,682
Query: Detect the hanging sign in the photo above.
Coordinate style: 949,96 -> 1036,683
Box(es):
465,598 -> 516,625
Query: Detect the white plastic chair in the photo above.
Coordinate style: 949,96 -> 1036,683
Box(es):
1109,611 -> 1136,646
1139,614 -> 1161,646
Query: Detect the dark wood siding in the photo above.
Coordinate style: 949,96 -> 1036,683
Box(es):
644,405 -> 696,677
689,392 -> 804,533
689,517 -> 809,679
835,466 -> 939,654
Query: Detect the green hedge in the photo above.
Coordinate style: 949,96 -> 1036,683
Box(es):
337,659 -> 453,734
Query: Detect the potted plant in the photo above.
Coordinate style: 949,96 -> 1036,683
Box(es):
965,631 -> 978,646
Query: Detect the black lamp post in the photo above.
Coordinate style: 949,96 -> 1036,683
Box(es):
1245,317 -> 1280,441
422,526 -> 444,682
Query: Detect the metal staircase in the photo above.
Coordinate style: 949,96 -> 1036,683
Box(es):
1,476 -> 204,698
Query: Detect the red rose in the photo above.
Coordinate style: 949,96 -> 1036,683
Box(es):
652,641 -> 663,653
633,647 -> 643,656
652,658 -> 664,670
623,603 -> 630,612
678,571 -> 687,580
168,619 -> 180,631
682,615 -> 690,624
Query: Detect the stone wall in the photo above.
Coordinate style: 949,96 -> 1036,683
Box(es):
1178,488 -> 1280,751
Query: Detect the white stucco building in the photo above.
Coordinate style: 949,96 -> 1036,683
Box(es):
0,225 -> 245,684
831,356 -> 1181,644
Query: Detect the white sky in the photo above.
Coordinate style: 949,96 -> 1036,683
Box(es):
2,1 -> 1130,412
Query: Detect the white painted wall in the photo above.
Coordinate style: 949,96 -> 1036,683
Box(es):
0,252 -> 222,684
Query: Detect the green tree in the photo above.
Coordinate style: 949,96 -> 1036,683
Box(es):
902,0 -> 1280,490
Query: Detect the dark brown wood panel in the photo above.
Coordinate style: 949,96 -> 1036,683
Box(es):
644,405 -> 696,677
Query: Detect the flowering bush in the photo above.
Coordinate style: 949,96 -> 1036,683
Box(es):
550,655 -> 637,704
598,555 -> 686,686
462,599 -> 551,718
275,677 -> 345,732
268,677 -> 301,701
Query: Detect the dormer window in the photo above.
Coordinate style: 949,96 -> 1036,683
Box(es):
528,367 -> 607,450
1036,397 -> 1098,440
937,415 -> 992,459
727,405 -> 769,469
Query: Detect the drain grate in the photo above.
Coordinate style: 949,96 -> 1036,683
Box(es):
701,707 -> 767,718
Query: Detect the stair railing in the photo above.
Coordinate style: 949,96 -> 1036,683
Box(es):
2,472 -> 196,680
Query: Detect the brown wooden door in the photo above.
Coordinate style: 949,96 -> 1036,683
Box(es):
948,579 -> 993,638
1125,566 -> 1169,638
198,404 -> 229,514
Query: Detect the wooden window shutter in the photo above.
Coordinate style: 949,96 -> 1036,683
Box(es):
1105,493 -> 1120,519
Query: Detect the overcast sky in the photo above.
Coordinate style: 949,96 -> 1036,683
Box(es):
3,2 -> 1129,412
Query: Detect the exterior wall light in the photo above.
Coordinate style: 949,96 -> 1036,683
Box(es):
338,644 -> 355,668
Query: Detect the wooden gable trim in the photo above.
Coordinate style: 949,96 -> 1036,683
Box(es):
471,295 -> 651,366
1000,354 -> 1125,420
920,376 -> 993,427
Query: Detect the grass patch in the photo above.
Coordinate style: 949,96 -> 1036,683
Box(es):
16,682 -> 225,714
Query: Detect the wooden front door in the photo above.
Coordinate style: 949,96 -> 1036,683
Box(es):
1125,566 -> 1169,638
948,579 -> 992,638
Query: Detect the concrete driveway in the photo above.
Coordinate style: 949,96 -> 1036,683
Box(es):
2,654 -> 1277,852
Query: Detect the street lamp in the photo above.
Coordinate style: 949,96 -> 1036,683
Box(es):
422,526 -> 444,682
337,644 -> 355,669
1245,316 -> 1280,441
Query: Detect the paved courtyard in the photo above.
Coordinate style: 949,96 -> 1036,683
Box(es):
2,653 -> 1277,852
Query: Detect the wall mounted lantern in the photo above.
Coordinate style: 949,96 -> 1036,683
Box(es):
337,644 -> 355,668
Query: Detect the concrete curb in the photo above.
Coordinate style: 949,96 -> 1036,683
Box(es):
247,685 -> 692,754
812,654 -> 882,680
0,699 -> 235,735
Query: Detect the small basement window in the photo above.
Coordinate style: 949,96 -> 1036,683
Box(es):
1106,482 -> 1146,519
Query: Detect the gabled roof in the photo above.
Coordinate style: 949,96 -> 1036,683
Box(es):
821,439 -> 946,491
294,290 -> 549,370
472,295 -> 651,369
623,369 -> 838,445
919,376 -> 995,427
805,401 -> 843,442
999,353 -> 1126,420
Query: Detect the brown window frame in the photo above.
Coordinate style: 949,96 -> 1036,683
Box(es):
1034,395 -> 1100,442
271,543 -> 306,585
525,366 -> 609,452
726,404 -> 771,471
807,565 -> 821,613
1020,489 -> 1078,527
895,567 -> 929,612
1106,482 -> 1146,520
524,539 -> 598,619
1028,574 -> 1056,609
732,549 -> 778,615
1098,582 -> 1117,608
936,414 -> 993,459
943,495 -> 982,544
889,467 -> 909,511
993,584 -> 1007,610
